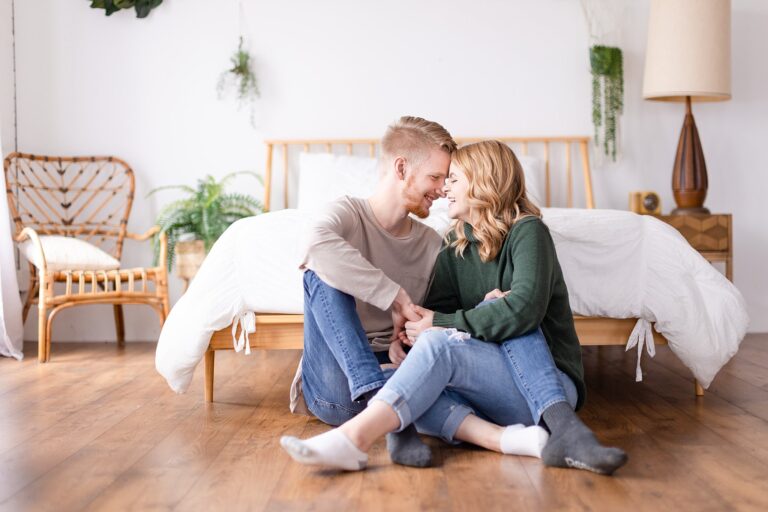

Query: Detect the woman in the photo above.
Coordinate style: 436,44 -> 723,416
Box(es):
281,141 -> 627,475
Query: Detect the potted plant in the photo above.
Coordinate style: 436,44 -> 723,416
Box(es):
218,37 -> 260,125
581,0 -> 625,162
590,45 -> 624,161
149,172 -> 263,283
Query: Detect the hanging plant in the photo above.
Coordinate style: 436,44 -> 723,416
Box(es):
89,0 -> 164,18
217,37 -> 260,125
590,45 -> 623,161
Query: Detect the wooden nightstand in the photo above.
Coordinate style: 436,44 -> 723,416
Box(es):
656,214 -> 733,281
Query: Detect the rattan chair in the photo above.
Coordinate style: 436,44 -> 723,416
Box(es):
3,153 -> 170,362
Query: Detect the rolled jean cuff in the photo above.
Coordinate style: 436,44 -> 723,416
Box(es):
536,397 -> 572,424
351,379 -> 389,403
440,403 -> 474,444
370,388 -> 412,432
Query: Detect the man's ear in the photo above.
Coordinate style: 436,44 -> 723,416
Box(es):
394,157 -> 406,180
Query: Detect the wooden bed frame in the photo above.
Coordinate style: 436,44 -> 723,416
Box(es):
202,136 -> 702,403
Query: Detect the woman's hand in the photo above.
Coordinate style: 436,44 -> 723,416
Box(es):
391,287 -> 421,343
404,305 -> 435,343
483,288 -> 511,301
388,338 -> 408,366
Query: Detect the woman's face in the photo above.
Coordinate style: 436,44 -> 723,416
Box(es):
444,163 -> 471,222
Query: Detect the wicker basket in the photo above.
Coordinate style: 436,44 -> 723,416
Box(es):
175,240 -> 206,282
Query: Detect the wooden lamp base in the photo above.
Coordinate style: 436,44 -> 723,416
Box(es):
671,96 -> 709,215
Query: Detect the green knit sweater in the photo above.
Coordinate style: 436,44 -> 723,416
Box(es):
425,216 -> 586,409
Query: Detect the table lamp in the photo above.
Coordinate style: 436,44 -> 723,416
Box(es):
642,0 -> 731,214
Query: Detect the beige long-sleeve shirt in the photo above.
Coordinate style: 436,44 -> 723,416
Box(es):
290,196 -> 442,413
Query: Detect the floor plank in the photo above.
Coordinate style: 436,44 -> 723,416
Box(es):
0,335 -> 766,511
176,353 -> 311,511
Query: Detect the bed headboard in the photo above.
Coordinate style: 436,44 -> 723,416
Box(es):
261,136 -> 594,212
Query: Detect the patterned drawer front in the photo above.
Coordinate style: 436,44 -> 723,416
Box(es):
658,214 -> 730,251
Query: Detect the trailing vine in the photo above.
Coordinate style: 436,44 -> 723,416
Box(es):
217,36 -> 260,109
590,45 -> 623,161
216,1 -> 260,126
89,0 -> 164,18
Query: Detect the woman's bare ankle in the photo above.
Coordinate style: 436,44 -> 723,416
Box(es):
338,423 -> 371,452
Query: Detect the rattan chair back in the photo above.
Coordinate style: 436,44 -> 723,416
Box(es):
4,153 -> 135,260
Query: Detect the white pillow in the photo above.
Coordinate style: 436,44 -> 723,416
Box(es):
517,155 -> 545,207
20,235 -> 120,271
295,152 -> 545,213
417,198 -> 453,237
297,153 -> 379,211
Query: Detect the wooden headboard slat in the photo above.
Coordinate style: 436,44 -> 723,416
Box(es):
261,136 -> 593,212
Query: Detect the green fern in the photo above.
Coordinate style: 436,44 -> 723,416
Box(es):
149,172 -> 263,270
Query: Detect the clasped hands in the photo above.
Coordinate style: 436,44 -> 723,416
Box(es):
389,288 -> 437,365
389,287 -> 509,366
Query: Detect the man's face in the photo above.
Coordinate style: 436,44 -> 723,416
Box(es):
401,148 -> 450,219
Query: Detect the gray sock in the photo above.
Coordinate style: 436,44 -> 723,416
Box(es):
541,401 -> 628,475
386,424 -> 433,468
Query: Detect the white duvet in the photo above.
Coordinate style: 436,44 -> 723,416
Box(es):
155,207 -> 748,394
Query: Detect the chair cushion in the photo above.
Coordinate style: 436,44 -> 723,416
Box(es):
20,235 -> 120,271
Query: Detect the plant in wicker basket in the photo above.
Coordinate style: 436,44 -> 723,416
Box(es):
149,172 -> 263,276
89,0 -> 164,18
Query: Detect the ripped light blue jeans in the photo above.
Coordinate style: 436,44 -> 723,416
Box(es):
301,271 -> 577,438
372,326 -> 578,443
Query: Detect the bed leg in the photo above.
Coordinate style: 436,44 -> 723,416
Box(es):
205,348 -> 215,403
695,380 -> 704,397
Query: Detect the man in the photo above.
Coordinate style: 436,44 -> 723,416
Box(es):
290,116 -> 456,467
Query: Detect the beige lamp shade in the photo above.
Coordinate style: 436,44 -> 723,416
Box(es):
643,0 -> 731,102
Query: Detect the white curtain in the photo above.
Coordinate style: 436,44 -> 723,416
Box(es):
1,133 -> 24,360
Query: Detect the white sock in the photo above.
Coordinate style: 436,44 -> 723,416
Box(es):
500,424 -> 550,458
280,429 -> 368,471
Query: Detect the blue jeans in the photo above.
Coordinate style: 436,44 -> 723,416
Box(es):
372,328 -> 578,443
301,270 -> 392,426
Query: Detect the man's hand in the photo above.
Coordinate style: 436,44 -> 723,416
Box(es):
404,305 -> 436,343
388,338 -> 408,366
391,287 -> 422,344
483,288 -> 510,301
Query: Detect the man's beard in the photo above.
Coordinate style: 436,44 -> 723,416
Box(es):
402,176 -> 430,219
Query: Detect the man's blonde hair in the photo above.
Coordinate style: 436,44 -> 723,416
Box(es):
381,116 -> 457,166
448,140 -> 542,262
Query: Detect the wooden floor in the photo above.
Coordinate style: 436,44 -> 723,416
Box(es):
1,335 -> 768,512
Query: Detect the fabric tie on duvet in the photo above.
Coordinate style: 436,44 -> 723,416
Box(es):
232,311 -> 256,355
625,318 -> 656,382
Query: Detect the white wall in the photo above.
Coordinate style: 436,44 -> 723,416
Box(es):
1,0 -> 766,341
0,0 -> 12,154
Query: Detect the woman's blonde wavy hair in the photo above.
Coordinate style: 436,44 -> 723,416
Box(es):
448,140 -> 541,262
